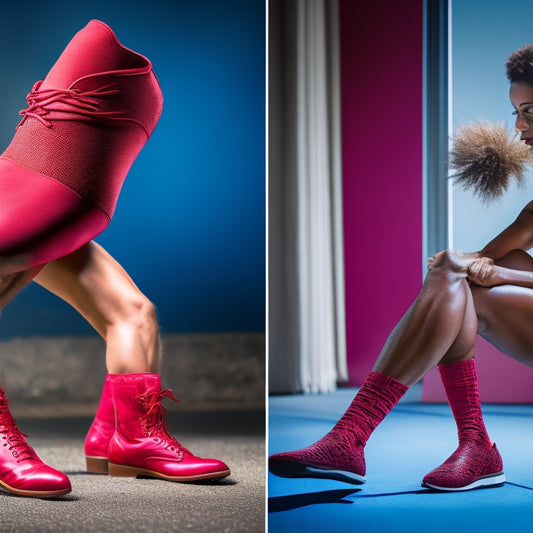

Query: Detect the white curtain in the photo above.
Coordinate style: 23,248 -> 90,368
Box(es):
269,0 -> 347,394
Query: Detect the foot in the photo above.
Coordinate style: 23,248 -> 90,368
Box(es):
269,432 -> 366,485
422,441 -> 505,491
0,395 -> 71,498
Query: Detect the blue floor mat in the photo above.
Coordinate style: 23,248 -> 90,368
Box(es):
268,389 -> 533,533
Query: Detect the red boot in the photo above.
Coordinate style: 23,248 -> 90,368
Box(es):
107,373 -> 231,482
0,390 -> 71,497
84,374 -> 114,473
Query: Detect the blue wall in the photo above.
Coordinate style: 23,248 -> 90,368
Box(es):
451,0 -> 533,252
0,0 -> 265,336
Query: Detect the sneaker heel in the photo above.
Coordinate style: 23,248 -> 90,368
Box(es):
86,456 -> 109,474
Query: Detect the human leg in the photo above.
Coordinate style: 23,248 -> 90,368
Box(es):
35,242 -> 230,481
270,250 -> 483,483
421,358 -> 504,490
471,249 -> 533,366
422,249 -> 533,490
34,241 -> 160,374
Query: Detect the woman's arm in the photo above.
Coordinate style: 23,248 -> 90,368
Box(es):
467,257 -> 533,288
480,200 -> 533,259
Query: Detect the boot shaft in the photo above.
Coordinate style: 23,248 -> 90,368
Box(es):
108,372 -> 162,439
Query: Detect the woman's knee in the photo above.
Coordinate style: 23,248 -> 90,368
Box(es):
425,249 -> 471,287
117,290 -> 160,340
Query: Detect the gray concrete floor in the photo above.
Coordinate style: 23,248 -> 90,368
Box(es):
0,411 -> 265,533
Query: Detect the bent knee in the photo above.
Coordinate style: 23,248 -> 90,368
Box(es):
425,249 -> 469,282
119,292 -> 159,336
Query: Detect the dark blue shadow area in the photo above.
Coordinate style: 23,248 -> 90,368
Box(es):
0,0 -> 265,337
268,488 -> 361,513
505,481 -> 533,491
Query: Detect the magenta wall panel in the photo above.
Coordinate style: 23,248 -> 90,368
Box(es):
340,0 -> 424,385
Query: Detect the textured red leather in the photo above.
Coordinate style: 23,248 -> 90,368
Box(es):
107,373 -> 231,481
0,390 -> 71,497
0,20 -> 163,269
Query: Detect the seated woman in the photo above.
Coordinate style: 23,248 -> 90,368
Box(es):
269,44 -> 533,492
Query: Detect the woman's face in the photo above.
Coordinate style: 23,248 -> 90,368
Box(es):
510,81 -> 533,145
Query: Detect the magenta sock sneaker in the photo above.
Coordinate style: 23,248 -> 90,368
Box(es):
269,372 -> 408,484
422,358 -> 505,491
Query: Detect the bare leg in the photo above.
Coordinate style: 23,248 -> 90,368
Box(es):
35,242 -> 230,481
34,241 -> 161,374
269,250 -> 487,484
472,249 -> 533,366
373,249 -> 477,386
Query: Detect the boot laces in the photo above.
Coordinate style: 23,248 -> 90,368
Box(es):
137,389 -> 187,459
17,80 -> 124,128
0,397 -> 37,462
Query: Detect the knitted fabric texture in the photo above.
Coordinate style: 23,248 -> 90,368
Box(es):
0,20 -> 162,269
422,441 -> 503,489
439,359 -> 491,445
2,20 -> 163,219
269,372 -> 408,476
422,359 -> 503,490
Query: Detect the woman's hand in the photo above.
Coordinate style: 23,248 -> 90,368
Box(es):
466,257 -> 501,287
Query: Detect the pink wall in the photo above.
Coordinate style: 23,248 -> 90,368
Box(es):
340,0 -> 424,385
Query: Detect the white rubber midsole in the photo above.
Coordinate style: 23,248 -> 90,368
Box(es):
423,472 -> 506,491
305,465 -> 366,485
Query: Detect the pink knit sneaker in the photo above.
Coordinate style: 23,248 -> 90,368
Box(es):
269,372 -> 408,485
422,441 -> 505,491
269,432 -> 366,484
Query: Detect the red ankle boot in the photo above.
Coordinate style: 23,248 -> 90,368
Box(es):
0,390 -> 71,497
107,373 -> 231,482
84,375 -> 114,473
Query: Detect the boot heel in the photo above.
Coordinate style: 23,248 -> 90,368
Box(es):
108,462 -> 141,478
86,456 -> 109,474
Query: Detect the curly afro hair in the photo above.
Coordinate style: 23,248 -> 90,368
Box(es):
506,45 -> 533,83
450,121 -> 533,203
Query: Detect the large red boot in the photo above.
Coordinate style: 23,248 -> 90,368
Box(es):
84,374 -> 114,473
107,373 -> 231,482
0,390 -> 71,498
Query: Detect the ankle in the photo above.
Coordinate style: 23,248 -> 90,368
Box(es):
459,432 -> 492,447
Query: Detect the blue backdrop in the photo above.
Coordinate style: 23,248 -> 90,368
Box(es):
0,0 -> 265,336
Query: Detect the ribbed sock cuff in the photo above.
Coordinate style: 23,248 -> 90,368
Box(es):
334,371 -> 408,444
438,358 -> 490,444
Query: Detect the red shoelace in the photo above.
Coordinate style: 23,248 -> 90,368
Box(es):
137,389 -> 186,459
0,397 -> 37,462
17,80 -> 124,128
